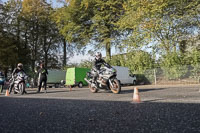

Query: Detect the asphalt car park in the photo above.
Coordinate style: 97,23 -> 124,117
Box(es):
0,84 -> 200,133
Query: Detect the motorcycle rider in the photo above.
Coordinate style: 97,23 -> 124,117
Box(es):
9,63 -> 27,94
36,62 -> 48,93
92,52 -> 111,86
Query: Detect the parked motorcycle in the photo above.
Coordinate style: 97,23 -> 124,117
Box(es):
9,72 -> 27,95
84,66 -> 121,94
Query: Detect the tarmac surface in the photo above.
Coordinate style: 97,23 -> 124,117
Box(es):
0,84 -> 200,133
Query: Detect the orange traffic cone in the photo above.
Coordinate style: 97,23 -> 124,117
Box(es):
133,87 -> 141,103
5,90 -> 9,96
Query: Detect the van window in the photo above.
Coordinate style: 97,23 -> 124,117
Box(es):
129,70 -> 134,77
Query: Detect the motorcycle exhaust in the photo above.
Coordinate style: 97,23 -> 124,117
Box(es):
84,78 -> 92,84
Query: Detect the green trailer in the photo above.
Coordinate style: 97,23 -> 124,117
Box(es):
65,67 -> 90,88
47,69 -> 66,88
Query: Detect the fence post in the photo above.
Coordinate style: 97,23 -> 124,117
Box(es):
154,69 -> 157,85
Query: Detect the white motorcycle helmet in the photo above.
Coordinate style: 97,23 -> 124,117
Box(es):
95,52 -> 102,60
17,63 -> 23,70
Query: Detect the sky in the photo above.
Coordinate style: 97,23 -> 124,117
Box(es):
67,45 -> 117,64
1,0 -> 62,7
1,0 -> 118,64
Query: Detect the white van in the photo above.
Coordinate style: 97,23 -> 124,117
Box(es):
113,66 -> 137,85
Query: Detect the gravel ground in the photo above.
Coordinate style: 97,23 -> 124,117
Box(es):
0,84 -> 200,133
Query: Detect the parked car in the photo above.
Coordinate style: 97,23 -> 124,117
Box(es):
65,67 -> 90,88
47,69 -> 66,88
112,66 -> 137,85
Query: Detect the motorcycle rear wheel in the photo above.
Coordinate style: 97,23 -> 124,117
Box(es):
109,79 -> 121,94
89,84 -> 98,93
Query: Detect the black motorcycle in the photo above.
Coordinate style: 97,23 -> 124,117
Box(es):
9,72 -> 27,95
84,66 -> 121,94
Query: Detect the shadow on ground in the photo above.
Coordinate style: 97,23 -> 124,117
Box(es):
0,97 -> 199,133
121,88 -> 166,94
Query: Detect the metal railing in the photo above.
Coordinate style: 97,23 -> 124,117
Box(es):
135,65 -> 200,85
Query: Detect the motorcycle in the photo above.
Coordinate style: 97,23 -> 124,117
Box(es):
9,72 -> 27,95
84,66 -> 121,94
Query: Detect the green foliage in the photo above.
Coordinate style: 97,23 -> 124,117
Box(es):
0,0 -> 199,82
186,49 -> 200,79
0,0 -> 30,72
0,0 -> 64,76
78,60 -> 93,68
119,0 -> 199,55
21,0 -> 63,69
161,52 -> 188,79
54,0 -> 94,45
110,51 -> 155,74
0,35 -> 18,69
109,55 -> 124,66
55,0 -> 126,60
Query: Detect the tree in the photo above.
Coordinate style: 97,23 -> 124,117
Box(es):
91,0 -> 126,60
110,51 -> 155,73
0,33 -> 18,75
21,0 -> 62,69
0,0 -> 30,73
55,0 -> 126,60
53,5 -> 80,67
21,0 -> 45,70
119,0 -> 199,56
0,0 -> 69,77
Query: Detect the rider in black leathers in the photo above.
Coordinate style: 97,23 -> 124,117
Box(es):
92,52 -> 111,84
36,63 -> 48,93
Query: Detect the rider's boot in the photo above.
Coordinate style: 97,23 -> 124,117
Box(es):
24,90 -> 27,94
91,79 -> 96,88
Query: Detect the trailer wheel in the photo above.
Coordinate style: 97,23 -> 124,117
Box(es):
55,84 -> 59,88
78,82 -> 83,88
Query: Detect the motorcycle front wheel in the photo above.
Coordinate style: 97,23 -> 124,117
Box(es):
8,85 -> 13,94
109,79 -> 121,94
89,84 -> 98,93
19,82 -> 25,95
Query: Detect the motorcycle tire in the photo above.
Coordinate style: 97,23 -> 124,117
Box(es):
19,82 -> 25,95
109,79 -> 121,94
89,84 -> 98,93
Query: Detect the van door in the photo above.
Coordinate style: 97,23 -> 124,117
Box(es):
126,70 -> 134,84
120,67 -> 129,84
127,76 -> 134,84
